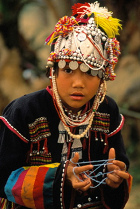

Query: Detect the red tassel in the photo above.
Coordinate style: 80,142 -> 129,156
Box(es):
82,138 -> 87,150
95,131 -> 98,140
43,138 -> 48,153
103,134 -> 108,154
30,142 -> 33,156
67,142 -> 72,159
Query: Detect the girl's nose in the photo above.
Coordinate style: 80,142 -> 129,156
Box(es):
72,70 -> 85,88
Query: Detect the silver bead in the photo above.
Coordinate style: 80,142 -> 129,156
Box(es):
102,36 -> 107,41
88,197 -> 92,202
46,61 -> 54,67
77,204 -> 82,208
87,56 -> 91,61
73,53 -> 77,57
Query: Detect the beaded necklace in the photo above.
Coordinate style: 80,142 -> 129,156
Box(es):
51,68 -> 107,139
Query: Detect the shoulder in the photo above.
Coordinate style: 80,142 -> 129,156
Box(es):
97,95 -> 120,118
3,89 -> 51,115
0,89 -> 55,142
1,88 -> 53,128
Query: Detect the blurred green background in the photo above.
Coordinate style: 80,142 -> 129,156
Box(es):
0,0 -> 140,208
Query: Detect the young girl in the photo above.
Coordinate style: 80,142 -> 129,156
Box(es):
0,2 -> 132,209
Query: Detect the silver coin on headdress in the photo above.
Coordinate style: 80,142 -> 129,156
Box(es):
80,63 -> 89,72
69,61 -> 78,70
98,70 -> 103,78
58,60 -> 66,68
91,70 -> 98,76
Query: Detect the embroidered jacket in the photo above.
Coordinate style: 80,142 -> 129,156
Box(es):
0,88 -> 132,209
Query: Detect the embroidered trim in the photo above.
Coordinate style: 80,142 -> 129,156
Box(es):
91,112 -> 110,133
0,116 -> 29,143
28,117 -> 51,142
108,114 -> 124,137
0,198 -> 15,209
60,161 -> 68,209
28,151 -> 52,165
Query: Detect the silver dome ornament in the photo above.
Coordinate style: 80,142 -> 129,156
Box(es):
80,63 -> 89,72
69,61 -> 78,70
77,33 -> 87,42
58,60 -> 66,69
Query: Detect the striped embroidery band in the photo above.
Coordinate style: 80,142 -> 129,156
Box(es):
28,117 -> 51,142
91,112 -> 110,133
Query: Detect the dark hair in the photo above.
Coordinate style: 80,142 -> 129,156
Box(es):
46,62 -> 59,78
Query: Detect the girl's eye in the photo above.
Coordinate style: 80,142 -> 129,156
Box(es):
86,69 -> 92,76
64,68 -> 73,74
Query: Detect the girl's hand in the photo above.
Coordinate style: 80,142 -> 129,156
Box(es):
66,152 -> 93,191
106,148 -> 129,188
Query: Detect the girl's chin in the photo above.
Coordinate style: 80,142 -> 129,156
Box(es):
62,102 -> 83,113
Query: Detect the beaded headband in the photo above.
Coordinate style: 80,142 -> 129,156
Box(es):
45,1 -> 122,81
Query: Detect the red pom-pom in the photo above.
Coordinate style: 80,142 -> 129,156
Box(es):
72,3 -> 91,18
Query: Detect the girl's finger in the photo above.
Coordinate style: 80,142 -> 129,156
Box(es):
114,170 -> 129,179
74,164 -> 93,175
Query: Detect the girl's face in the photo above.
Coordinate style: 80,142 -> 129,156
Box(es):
55,65 -> 101,113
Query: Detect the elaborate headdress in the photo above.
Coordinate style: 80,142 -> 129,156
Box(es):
45,2 -> 122,139
46,1 -> 122,81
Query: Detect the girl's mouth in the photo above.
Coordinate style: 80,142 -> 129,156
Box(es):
70,93 -> 84,100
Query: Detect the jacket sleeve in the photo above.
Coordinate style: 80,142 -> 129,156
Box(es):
4,163 -> 60,209
0,123 -> 29,198
0,97 -> 65,209
0,121 -> 67,209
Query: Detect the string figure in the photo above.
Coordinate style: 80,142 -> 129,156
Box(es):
71,158 -> 115,188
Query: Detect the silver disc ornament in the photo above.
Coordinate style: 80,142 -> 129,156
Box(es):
58,60 -> 66,69
80,63 -> 89,72
69,61 -> 78,70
